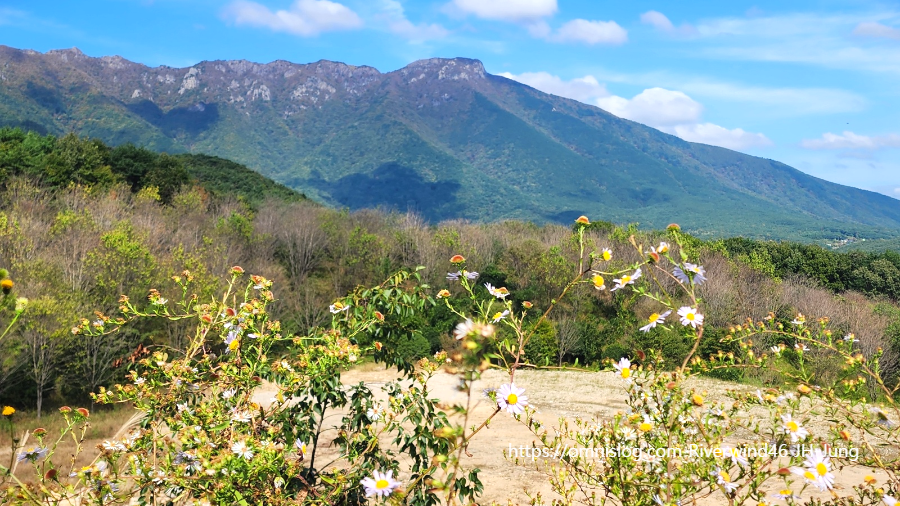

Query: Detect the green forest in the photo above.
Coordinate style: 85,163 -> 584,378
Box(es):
1,127 -> 900,415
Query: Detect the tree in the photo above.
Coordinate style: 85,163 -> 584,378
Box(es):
20,296 -> 70,418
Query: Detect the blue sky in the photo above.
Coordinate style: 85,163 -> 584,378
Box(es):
2,0 -> 900,197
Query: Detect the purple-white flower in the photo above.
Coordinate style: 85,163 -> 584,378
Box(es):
361,470 -> 400,498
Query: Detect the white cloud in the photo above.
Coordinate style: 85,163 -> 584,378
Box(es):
499,72 -> 770,151
222,0 -> 362,37
672,123 -> 772,150
596,88 -> 702,127
801,131 -> 900,150
449,0 -> 556,21
498,71 -> 608,102
379,0 -> 448,40
852,21 -> 900,40
552,19 -> 627,45
639,10 -> 696,37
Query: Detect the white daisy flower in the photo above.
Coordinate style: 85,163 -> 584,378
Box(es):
611,268 -> 641,291
222,388 -> 236,400
620,426 -> 637,441
613,357 -> 632,380
453,319 -> 475,340
361,470 -> 400,498
843,333 -> 859,343
231,440 -> 253,460
716,469 -> 738,494
800,448 -> 835,491
329,301 -> 350,314
484,283 -> 510,300
781,414 -> 809,443
883,496 -> 898,506
294,439 -> 308,457
721,446 -> 748,467
677,306 -> 703,328
230,409 -> 252,423
366,407 -> 381,421
601,248 -> 612,261
771,489 -> 798,501
639,310 -> 671,332
497,383 -> 528,416
491,310 -> 509,323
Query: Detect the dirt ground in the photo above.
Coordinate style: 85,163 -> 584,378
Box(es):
264,364 -> 891,505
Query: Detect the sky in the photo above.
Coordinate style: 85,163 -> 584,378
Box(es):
2,0 -> 900,197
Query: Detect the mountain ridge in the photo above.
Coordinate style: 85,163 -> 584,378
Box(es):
1,44 -> 898,241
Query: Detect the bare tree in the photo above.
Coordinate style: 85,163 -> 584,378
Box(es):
20,296 -> 67,418
555,318 -> 581,366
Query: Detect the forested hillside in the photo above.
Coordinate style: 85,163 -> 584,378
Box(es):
0,129 -> 899,413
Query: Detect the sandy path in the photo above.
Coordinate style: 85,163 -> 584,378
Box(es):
255,365 -> 888,505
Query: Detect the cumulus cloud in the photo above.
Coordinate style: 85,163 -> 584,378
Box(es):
222,0 -> 362,37
499,73 -> 770,151
498,71 -> 608,102
640,10 -> 697,37
852,21 -> 900,40
449,0 -> 557,21
379,0 -> 448,40
596,88 -> 702,127
552,19 -> 627,45
801,131 -> 900,150
673,123 -> 773,150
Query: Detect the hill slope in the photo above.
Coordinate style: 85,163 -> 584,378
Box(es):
0,45 -> 898,240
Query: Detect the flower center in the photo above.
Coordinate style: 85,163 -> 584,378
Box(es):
639,422 -> 652,432
719,471 -> 731,482
686,313 -> 695,321
648,313 -> 659,322
376,479 -> 389,489
803,470 -> 816,481
507,393 -> 518,405
621,368 -> 631,379
492,312 -> 503,320
621,275 -> 631,284
787,421 -> 798,432
816,463 -> 828,476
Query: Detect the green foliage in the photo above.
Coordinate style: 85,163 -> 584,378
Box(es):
523,319 -> 558,366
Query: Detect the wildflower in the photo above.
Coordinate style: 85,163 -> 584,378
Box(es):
1,278 -> 13,293
791,314 -> 806,326
591,274 -> 606,291
329,301 -> 350,314
611,268 -> 641,291
799,448 -> 835,491
231,440 -> 253,460
223,330 -> 240,352
883,496 -> 898,506
14,297 -> 27,312
673,263 -> 706,285
620,426 -> 637,441
691,394 -> 704,406
176,403 -> 192,415
497,383 -> 528,416
102,440 -> 126,452
482,387 -> 496,399
294,439 -> 308,457
639,310 -> 671,332
450,254 -> 466,263
464,271 -> 479,279
794,343 -> 809,352
677,306 -> 703,328
638,416 -> 653,432
2,406 -> 14,416
781,414 -> 809,443
655,242 -> 670,254
722,446 -> 748,467
522,301 -> 533,309
453,319 -> 475,340
366,407 -> 381,421
770,345 -> 782,355
575,215 -> 590,225
222,388 -> 236,400
843,333 -> 859,343
613,357 -> 632,380
716,469 -> 738,494
361,470 -> 400,498
871,407 -> 896,429
601,248 -> 612,261
485,283 -> 510,300
17,447 -> 48,462
230,409 -> 252,423
152,297 -> 168,305
492,310 -> 509,323
772,489 -> 798,501
447,271 -> 461,281
437,289 -> 451,298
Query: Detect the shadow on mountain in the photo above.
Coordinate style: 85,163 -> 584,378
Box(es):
126,100 -> 219,138
25,82 -> 66,114
310,162 -> 460,221
0,119 -> 50,135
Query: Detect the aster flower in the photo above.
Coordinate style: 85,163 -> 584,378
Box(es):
620,426 -> 637,441
639,310 -> 671,332
654,242 -> 670,254
772,489 -> 798,501
482,387 -> 497,400
611,268 -> 641,291
230,409 -> 252,423
591,274 -> 606,291
613,357 -> 632,380
716,469 -> 738,494
366,407 -> 381,421
465,271 -> 479,280
485,283 -> 510,299
447,271 -> 461,281
329,301 -> 350,314
231,440 -> 253,460
721,446 -> 748,467
673,263 -> 706,285
17,446 -> 48,462
497,383 -> 528,415
222,388 -> 236,400
453,319 -> 475,340
294,439 -> 308,458
361,470 -> 400,498
677,306 -> 703,328
843,333 -> 859,343
883,496 -> 898,506
492,310 -> 509,323
799,448 -> 835,491
638,415 -> 654,433
781,414 -> 809,443
601,248 -> 612,261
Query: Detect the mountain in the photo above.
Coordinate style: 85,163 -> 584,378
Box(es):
1,44 -> 899,241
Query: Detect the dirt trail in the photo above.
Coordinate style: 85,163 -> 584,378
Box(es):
256,365 -> 886,505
